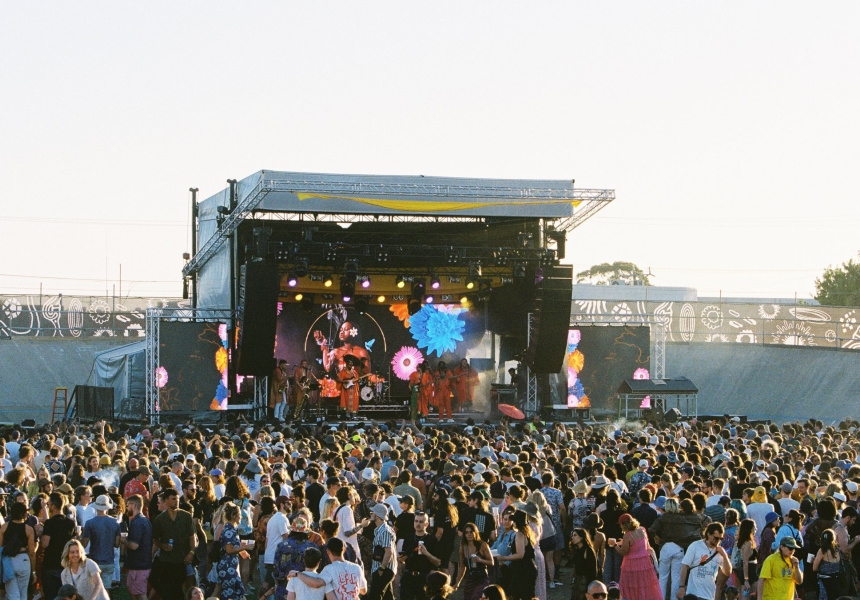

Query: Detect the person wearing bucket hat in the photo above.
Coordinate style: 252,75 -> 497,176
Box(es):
746,486 -> 774,540
81,495 -> 121,590
757,535 -> 802,600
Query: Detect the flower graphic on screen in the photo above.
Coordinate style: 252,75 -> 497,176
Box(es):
567,349 -> 584,373
633,368 -> 650,380
391,346 -> 424,380
389,304 -> 412,327
155,366 -> 169,388
409,305 -> 466,357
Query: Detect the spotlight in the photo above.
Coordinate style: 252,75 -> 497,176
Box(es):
294,257 -> 309,277
355,297 -> 369,313
460,295 -> 469,305
323,274 -> 333,287
360,276 -> 371,289
342,295 -> 352,303
424,295 -> 434,304
395,275 -> 406,289
287,272 -> 298,287
411,279 -> 426,297
407,298 -> 421,315
340,277 -> 355,299
294,293 -> 304,301
465,278 -> 476,290
430,275 -> 440,290
376,295 -> 386,303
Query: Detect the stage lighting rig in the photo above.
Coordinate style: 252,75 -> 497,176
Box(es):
323,274 -> 333,287
287,272 -> 298,287
395,276 -> 406,289
429,274 -> 441,290
294,257 -> 309,277
411,279 -> 426,297
360,276 -> 371,289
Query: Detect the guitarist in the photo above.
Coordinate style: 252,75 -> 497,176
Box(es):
292,359 -> 310,421
338,355 -> 362,418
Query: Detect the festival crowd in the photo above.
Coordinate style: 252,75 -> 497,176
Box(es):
0,414 -> 859,600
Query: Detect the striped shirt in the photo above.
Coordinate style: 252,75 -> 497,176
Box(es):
372,522 -> 397,573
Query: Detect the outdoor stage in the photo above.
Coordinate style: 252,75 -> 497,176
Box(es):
143,170 -> 615,424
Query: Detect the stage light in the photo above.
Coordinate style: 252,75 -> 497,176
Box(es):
411,279 -> 426,297
466,278 -> 476,290
430,275 -> 440,290
342,295 -> 352,303
355,297 -> 369,313
425,295 -> 434,304
376,295 -> 386,303
340,277 -> 355,299
460,295 -> 469,305
323,274 -> 333,287
360,276 -> 371,289
407,298 -> 421,315
295,293 -> 304,301
287,272 -> 298,287
395,275 -> 406,289
294,257 -> 309,277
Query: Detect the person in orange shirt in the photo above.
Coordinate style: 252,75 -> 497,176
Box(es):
434,361 -> 454,421
452,358 -> 479,412
417,362 -> 434,417
338,356 -> 361,417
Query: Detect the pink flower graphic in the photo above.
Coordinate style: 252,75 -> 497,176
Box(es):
391,346 -> 424,381
155,366 -> 169,388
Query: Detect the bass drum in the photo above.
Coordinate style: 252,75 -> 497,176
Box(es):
360,385 -> 376,404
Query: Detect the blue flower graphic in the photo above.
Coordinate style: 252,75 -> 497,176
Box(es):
409,305 -> 465,357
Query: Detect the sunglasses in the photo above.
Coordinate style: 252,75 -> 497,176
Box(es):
591,594 -> 607,599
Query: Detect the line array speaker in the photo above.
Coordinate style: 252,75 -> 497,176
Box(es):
528,265 -> 573,373
236,260 -> 280,376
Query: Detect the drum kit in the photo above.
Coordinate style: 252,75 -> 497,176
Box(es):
284,362 -> 389,407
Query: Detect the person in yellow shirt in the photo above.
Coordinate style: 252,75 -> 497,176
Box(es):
757,537 -> 803,600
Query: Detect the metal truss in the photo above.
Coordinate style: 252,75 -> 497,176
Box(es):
552,189 -> 616,232
524,313 -> 540,418
145,307 -> 235,425
183,174 -> 614,277
254,377 -> 268,421
569,313 -> 667,379
251,212 -> 484,225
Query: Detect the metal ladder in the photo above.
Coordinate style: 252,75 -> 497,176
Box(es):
51,387 -> 68,424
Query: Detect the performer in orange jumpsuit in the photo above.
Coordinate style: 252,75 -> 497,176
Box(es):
338,357 -> 361,417
434,361 -> 454,420
452,358 -> 479,411
416,362 -> 434,417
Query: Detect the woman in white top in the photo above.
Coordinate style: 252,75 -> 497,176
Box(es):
60,539 -> 110,600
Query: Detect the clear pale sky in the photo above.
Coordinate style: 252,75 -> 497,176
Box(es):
2,3 -> 858,300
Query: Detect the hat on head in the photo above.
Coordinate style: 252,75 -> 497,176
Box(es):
57,584 -> 79,598
573,480 -> 590,495
472,473 -> 484,485
667,452 -> 679,463
833,492 -> 847,503
137,465 -> 151,476
649,435 -> 659,446
58,483 -> 74,495
779,536 -> 800,549
846,481 -> 859,494
654,496 -> 667,510
479,446 -> 494,459
245,457 -> 263,474
94,495 -> 114,511
765,511 -> 780,525
751,486 -> 767,503
522,502 -> 540,518
618,513 -> 633,525
210,469 -> 223,477
361,468 -> 377,481
781,482 -> 793,494
292,516 -> 310,532
473,463 -> 486,474
591,475 -> 610,489
371,503 -> 389,520
638,459 -> 649,469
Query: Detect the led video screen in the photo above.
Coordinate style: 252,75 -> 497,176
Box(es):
552,325 -> 651,409
157,321 -> 229,412
274,302 -> 487,402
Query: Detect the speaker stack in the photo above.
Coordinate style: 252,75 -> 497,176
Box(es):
527,265 -> 573,374
235,260 -> 280,376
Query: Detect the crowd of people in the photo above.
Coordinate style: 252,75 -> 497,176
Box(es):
1,413 -> 859,600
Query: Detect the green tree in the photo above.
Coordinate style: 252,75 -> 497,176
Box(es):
815,252 -> 860,307
575,261 -> 652,286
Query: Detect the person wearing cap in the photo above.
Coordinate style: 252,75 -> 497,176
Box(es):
776,482 -> 800,515
757,536 -> 803,600
54,582 -> 80,600
394,496 -> 416,540
628,460 -> 652,505
366,502 -> 397,600
80,494 -> 120,590
273,515 -> 317,597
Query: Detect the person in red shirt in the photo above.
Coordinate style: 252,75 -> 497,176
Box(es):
434,361 -> 454,420
123,465 -> 151,517
452,358 -> 479,411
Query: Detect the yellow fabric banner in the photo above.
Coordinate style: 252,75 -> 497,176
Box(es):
295,193 -> 580,213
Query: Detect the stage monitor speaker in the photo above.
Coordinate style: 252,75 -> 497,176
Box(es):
529,265 -> 573,373
236,260 -> 280,376
664,407 -> 682,423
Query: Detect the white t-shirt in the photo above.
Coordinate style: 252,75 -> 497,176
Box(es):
265,512 -> 290,564
321,560 -> 367,600
705,494 -> 722,508
778,497 -> 800,514
287,570 -> 325,600
682,540 -> 724,600
335,505 -> 361,558
746,502 -> 773,543
214,483 -> 225,500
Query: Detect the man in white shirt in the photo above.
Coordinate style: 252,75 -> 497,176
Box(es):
678,523 -> 732,600
294,538 -> 367,600
286,546 -> 326,600
334,487 -> 370,560
5,431 -> 21,464
777,482 -> 801,514
264,497 -> 291,589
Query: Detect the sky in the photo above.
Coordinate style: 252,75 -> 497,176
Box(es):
1,2 -> 858,301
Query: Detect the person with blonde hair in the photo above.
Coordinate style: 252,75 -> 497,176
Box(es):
616,513 -> 662,600
59,539 -> 110,600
